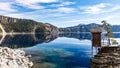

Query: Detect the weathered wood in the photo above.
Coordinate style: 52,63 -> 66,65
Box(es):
92,32 -> 101,46
91,27 -> 102,47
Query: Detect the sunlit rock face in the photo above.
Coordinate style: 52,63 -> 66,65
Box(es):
91,46 -> 120,68
0,16 -> 17,23
0,15 -> 59,34
0,47 -> 33,68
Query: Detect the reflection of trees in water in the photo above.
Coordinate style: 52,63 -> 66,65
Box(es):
0,33 -> 119,49
0,33 -> 58,48
35,33 -> 58,43
35,27 -> 44,34
59,33 -> 119,40
59,33 -> 91,40
91,46 -> 120,68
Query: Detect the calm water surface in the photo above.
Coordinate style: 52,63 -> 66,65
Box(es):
0,33 -> 120,68
22,37 -> 92,68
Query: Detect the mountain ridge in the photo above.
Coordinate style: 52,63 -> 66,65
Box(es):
0,15 -> 59,35
59,23 -> 120,33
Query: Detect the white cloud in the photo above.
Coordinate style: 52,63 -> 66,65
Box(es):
65,15 -> 114,23
56,7 -> 75,13
51,1 -> 75,7
0,2 -> 17,12
80,3 -> 109,14
30,7 -> 76,15
4,7 -> 75,20
16,0 -> 58,4
79,3 -> 120,14
4,14 -> 25,19
104,5 -> 120,12
18,3 -> 45,9
54,15 -> 118,27
15,0 -> 58,9
4,12 -> 42,20
0,0 -> 14,2
0,11 -> 10,15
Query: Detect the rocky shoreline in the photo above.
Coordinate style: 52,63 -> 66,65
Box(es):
0,47 -> 33,68
91,46 -> 120,68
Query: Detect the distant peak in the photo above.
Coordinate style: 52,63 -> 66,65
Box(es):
87,23 -> 99,25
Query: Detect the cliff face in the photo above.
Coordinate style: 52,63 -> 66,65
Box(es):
43,23 -> 59,40
45,23 -> 59,34
0,15 -> 29,23
0,15 -> 59,34
0,16 -> 17,23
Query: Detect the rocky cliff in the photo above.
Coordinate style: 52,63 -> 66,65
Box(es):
0,15 -> 58,34
0,15 -> 29,23
0,15 -> 17,23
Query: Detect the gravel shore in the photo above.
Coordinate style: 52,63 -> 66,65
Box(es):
0,47 -> 33,68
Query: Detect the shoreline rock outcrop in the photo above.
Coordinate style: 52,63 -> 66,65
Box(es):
0,47 -> 33,68
91,46 -> 120,68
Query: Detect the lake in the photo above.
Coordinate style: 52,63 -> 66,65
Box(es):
0,33 -> 120,68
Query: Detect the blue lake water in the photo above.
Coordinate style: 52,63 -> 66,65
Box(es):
1,33 -> 120,68
21,37 -> 92,68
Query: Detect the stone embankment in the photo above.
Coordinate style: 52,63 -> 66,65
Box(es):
0,47 -> 33,68
91,46 -> 120,68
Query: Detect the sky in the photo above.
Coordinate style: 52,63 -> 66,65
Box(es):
0,0 -> 120,27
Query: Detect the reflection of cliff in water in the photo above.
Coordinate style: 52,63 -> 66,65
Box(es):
91,46 -> 120,68
59,33 -> 120,40
0,33 -> 58,48
59,33 -> 91,40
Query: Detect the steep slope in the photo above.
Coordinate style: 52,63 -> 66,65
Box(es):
0,15 -> 58,34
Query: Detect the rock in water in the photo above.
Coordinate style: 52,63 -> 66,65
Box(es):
0,47 -> 33,68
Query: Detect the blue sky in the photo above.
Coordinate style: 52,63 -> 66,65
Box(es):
0,0 -> 120,27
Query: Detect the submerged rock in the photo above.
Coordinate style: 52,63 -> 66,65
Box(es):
0,47 -> 33,68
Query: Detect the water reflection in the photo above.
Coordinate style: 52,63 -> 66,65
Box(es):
0,33 -> 92,48
0,33 -> 119,48
0,33 -> 120,68
0,33 -> 58,48
59,32 -> 120,40
22,37 -> 91,68
59,32 -> 91,40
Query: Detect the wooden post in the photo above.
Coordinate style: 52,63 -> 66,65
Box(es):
91,27 -> 102,47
